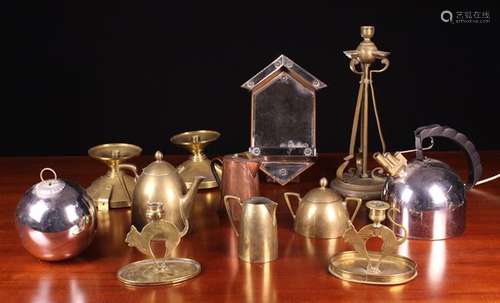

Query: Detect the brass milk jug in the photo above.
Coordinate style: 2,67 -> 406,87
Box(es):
224,196 -> 278,263
284,178 -> 362,238
132,151 -> 205,231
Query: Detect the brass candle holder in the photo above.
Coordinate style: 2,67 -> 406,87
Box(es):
330,26 -> 390,200
87,143 -> 141,211
328,201 -> 417,285
170,130 -> 221,189
118,201 -> 201,286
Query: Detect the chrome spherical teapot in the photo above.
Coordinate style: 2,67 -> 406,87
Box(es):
131,151 -> 205,231
16,168 -> 97,261
374,125 -> 483,240
284,177 -> 362,238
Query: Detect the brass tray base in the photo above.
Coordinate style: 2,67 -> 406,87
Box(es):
117,258 -> 201,286
328,251 -> 417,285
330,174 -> 385,200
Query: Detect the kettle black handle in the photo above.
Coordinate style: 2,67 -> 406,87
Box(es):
415,124 -> 482,189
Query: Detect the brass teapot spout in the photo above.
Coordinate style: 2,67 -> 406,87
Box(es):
181,175 -> 205,219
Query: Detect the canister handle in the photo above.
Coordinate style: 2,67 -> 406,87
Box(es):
40,168 -> 57,182
283,192 -> 301,220
414,124 -> 483,189
210,158 -> 223,188
345,197 -> 362,222
224,195 -> 242,237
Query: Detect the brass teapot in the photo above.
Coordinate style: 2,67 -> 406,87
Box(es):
131,151 -> 205,231
284,178 -> 362,239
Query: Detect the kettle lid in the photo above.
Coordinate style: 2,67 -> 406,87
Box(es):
142,151 -> 177,176
302,178 -> 343,203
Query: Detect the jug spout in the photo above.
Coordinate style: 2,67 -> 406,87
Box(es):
181,175 -> 205,218
246,160 -> 261,178
265,201 -> 278,226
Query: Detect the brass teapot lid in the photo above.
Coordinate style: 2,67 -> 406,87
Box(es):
142,151 -> 177,176
302,178 -> 343,203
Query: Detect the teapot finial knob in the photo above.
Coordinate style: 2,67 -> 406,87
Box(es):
320,177 -> 328,188
154,151 -> 163,161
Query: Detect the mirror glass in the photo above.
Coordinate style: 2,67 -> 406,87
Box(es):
251,71 -> 315,156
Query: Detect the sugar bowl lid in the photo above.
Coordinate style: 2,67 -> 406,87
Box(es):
302,177 -> 343,203
142,151 -> 177,176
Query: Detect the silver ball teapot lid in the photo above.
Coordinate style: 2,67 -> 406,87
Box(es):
32,168 -> 66,198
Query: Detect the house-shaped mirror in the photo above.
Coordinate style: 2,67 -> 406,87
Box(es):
242,55 -> 326,185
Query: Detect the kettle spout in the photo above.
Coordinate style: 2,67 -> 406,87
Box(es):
181,176 -> 205,219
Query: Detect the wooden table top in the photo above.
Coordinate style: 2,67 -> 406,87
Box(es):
1,152 -> 500,302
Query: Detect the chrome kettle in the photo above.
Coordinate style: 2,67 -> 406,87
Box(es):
374,125 -> 483,240
131,151 -> 205,231
284,178 -> 362,239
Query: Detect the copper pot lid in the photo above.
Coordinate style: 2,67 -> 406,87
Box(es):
302,178 -> 343,203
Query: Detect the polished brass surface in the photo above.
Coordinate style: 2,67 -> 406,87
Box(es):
118,258 -> 201,286
329,200 -> 416,285
131,151 -> 205,231
242,55 -> 326,185
87,143 -> 142,210
171,130 -> 221,189
224,196 -> 278,263
328,251 -> 417,285
373,152 -> 407,177
118,201 -> 200,286
284,177 -> 362,238
331,25 -> 390,199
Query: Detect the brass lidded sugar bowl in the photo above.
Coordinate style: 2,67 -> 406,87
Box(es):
15,168 -> 97,261
131,151 -> 205,231
284,178 -> 362,238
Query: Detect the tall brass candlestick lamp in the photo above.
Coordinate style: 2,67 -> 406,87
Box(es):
330,26 -> 390,200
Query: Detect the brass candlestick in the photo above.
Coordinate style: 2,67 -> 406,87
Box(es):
171,130 -> 221,189
328,201 -> 417,285
87,143 -> 141,211
118,201 -> 201,286
330,26 -> 390,200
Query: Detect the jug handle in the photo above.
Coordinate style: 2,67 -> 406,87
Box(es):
224,195 -> 242,237
283,192 -> 301,220
387,207 -> 408,244
118,164 -> 139,181
414,124 -> 483,189
345,197 -> 362,222
210,158 -> 223,188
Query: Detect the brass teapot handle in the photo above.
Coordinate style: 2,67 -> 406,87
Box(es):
283,192 -> 301,220
224,195 -> 243,237
345,197 -> 362,222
